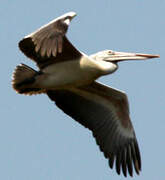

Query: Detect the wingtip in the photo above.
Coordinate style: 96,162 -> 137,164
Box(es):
66,11 -> 77,17
59,11 -> 77,20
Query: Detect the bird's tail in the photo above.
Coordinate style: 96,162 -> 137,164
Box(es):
12,64 -> 45,95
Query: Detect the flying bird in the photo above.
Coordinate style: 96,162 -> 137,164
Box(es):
12,12 -> 159,177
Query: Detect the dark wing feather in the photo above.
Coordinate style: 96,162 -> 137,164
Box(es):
47,82 -> 141,177
19,12 -> 82,69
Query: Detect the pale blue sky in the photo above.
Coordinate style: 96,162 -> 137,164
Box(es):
1,1 -> 164,180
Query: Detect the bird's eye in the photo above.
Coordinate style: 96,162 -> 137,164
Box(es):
108,50 -> 114,54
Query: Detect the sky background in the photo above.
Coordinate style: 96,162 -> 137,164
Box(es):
1,0 -> 164,180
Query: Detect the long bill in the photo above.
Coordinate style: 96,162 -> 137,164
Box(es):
104,51 -> 160,62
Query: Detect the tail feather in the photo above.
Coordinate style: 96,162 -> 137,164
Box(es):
12,64 -> 45,95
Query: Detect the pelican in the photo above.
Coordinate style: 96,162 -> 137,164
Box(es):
12,12 -> 159,177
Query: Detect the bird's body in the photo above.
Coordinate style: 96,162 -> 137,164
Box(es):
12,12 -> 159,177
34,55 -> 117,90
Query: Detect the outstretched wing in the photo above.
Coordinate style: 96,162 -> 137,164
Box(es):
19,12 -> 82,69
47,82 -> 141,177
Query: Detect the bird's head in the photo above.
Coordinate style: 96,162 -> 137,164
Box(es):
90,50 -> 159,63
